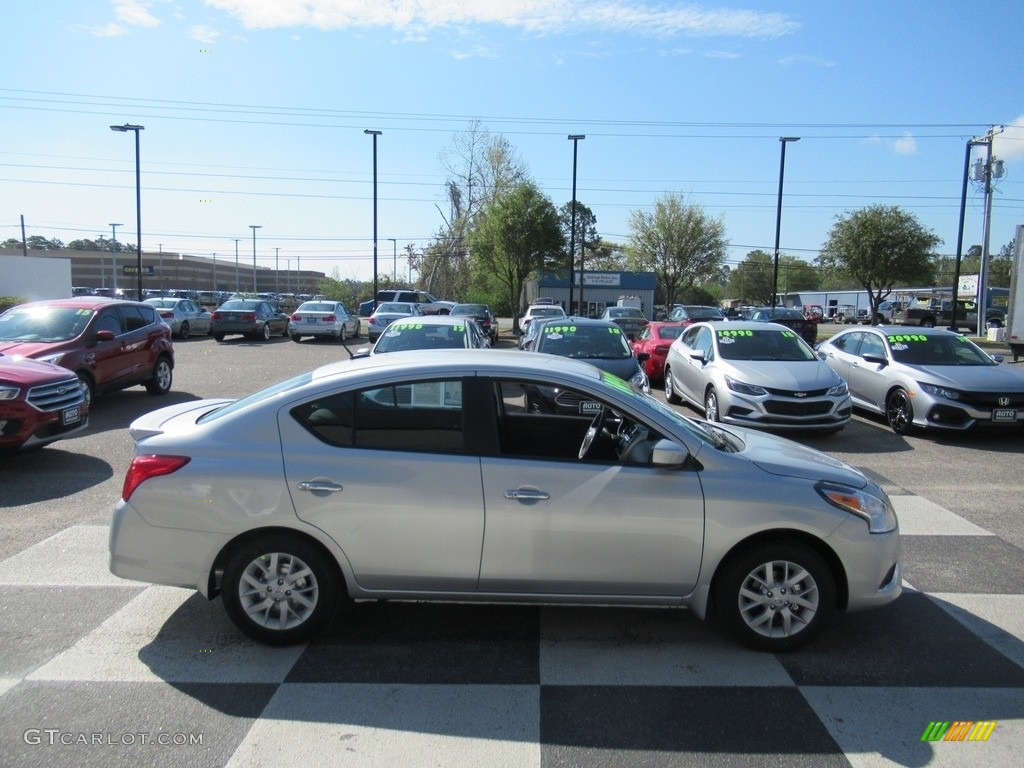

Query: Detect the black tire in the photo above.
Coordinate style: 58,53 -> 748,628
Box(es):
663,366 -> 682,404
77,372 -> 94,409
221,533 -> 341,646
178,321 -> 190,340
704,388 -> 720,422
715,541 -> 835,652
339,325 -> 348,342
145,355 -> 173,395
920,318 -> 935,328
214,333 -> 225,342
886,387 -> 915,435
261,323 -> 272,341
290,334 -> 302,343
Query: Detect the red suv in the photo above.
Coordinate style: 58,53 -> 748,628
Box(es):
0,354 -> 89,451
0,298 -> 175,405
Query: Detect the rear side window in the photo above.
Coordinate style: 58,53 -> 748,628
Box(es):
292,379 -> 465,453
120,305 -> 151,331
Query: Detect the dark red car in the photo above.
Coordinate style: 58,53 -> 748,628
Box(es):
0,354 -> 89,452
630,322 -> 686,384
0,298 -> 175,405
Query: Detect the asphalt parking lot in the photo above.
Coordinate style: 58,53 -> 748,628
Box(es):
1,331 -> 1023,767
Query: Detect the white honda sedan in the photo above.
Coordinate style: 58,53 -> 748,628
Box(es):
110,350 -> 900,651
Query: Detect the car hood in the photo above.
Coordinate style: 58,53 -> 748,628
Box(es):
723,359 -> 840,389
128,398 -> 233,441
0,355 -> 78,384
724,424 -> 868,488
0,340 -> 56,358
903,362 -> 1024,391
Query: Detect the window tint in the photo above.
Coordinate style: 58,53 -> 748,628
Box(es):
859,333 -> 886,359
95,308 -> 122,335
120,305 -> 150,331
293,379 -> 464,453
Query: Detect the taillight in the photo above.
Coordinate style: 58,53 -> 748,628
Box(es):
122,455 -> 191,501
369,317 -> 377,325
324,315 -> 337,322
211,312 -> 221,320
243,313 -> 257,322
655,344 -> 671,355
160,311 -> 174,319
291,313 -> 301,321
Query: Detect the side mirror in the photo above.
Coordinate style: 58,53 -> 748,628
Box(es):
94,330 -> 116,342
862,353 -> 888,366
689,350 -> 706,364
650,439 -> 690,468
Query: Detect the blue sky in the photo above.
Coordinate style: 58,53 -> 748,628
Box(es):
2,0 -> 1022,286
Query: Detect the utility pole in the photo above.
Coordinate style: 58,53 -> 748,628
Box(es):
275,247 -> 280,293
109,223 -> 122,294
971,125 -> 1004,337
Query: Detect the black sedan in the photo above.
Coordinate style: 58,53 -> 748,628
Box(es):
746,307 -> 818,345
211,300 -> 290,342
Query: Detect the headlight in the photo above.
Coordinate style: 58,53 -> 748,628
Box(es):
827,380 -> 849,396
37,353 -> 66,366
725,375 -> 767,396
816,482 -> 898,534
630,370 -> 650,394
920,382 -> 962,401
0,385 -> 20,400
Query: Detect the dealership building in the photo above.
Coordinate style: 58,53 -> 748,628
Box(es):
524,270 -> 657,319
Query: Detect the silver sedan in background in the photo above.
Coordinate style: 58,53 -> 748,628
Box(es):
366,302 -> 423,341
110,350 -> 900,653
288,301 -> 360,343
144,298 -> 212,339
664,321 -> 851,433
817,326 -> 1024,434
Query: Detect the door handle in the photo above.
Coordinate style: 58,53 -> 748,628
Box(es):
297,481 -> 343,493
504,489 -> 550,500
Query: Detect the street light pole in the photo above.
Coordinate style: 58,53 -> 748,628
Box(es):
108,223 -> 122,295
387,238 -> 397,281
567,135 -> 585,315
771,137 -> 800,309
365,130 -> 382,305
109,123 -> 145,300
234,239 -> 240,292
249,225 -> 261,293
274,247 -> 280,293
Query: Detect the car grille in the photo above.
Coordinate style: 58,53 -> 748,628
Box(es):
960,391 -> 1024,408
763,399 -> 835,416
26,378 -> 85,412
763,387 -> 829,398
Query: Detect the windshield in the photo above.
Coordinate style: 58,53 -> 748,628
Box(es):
887,333 -> 996,366
537,324 -> 632,359
716,329 -> 816,362
219,300 -> 259,311
530,307 -> 565,318
373,321 -> 470,352
0,306 -> 94,342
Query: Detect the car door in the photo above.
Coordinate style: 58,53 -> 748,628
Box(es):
846,330 -> 892,410
677,325 -> 713,406
477,378 -> 704,597
279,376 -> 485,592
87,306 -> 132,387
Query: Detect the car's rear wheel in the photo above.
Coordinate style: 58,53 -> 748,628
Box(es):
261,323 -> 272,341
214,333 -> 225,342
715,541 -> 834,652
339,325 -> 348,342
704,388 -> 720,422
663,366 -> 681,404
178,321 -> 190,339
291,334 -> 302,343
886,387 -> 915,435
221,534 -> 341,645
145,355 -> 173,395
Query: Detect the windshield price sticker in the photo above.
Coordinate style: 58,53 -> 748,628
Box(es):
888,334 -> 928,343
544,325 -> 577,335
718,330 -> 753,337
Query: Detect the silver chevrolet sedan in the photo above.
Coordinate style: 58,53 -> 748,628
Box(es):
664,321 -> 851,433
109,350 -> 901,651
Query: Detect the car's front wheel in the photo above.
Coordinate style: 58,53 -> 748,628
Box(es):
663,366 -> 681,404
715,541 -> 835,652
145,355 -> 173,395
886,387 -> 915,435
704,388 -> 720,422
221,534 -> 341,645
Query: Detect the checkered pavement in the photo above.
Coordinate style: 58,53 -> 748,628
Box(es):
0,491 -> 1022,768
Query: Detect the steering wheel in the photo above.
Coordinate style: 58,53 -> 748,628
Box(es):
578,407 -> 609,459
618,424 -> 651,464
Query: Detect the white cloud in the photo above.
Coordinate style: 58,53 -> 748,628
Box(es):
113,0 -> 161,28
993,116 -> 1024,162
201,0 -> 798,38
777,54 -> 834,68
190,25 -> 221,44
87,22 -> 127,37
893,132 -> 918,155
705,50 -> 740,59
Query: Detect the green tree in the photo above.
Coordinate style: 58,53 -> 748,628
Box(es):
558,200 -> 599,279
728,250 -> 774,305
626,194 -> 727,307
467,182 -> 564,334
817,205 -> 940,317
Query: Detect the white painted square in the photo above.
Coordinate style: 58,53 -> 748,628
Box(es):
891,496 -> 991,537
0,525 -> 146,586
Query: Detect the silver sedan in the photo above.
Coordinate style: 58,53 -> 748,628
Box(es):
110,350 -> 900,652
144,298 -> 212,339
664,321 -> 851,433
817,325 -> 1024,433
288,301 -> 360,343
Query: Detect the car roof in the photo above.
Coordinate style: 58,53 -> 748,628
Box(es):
11,297 -> 144,311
